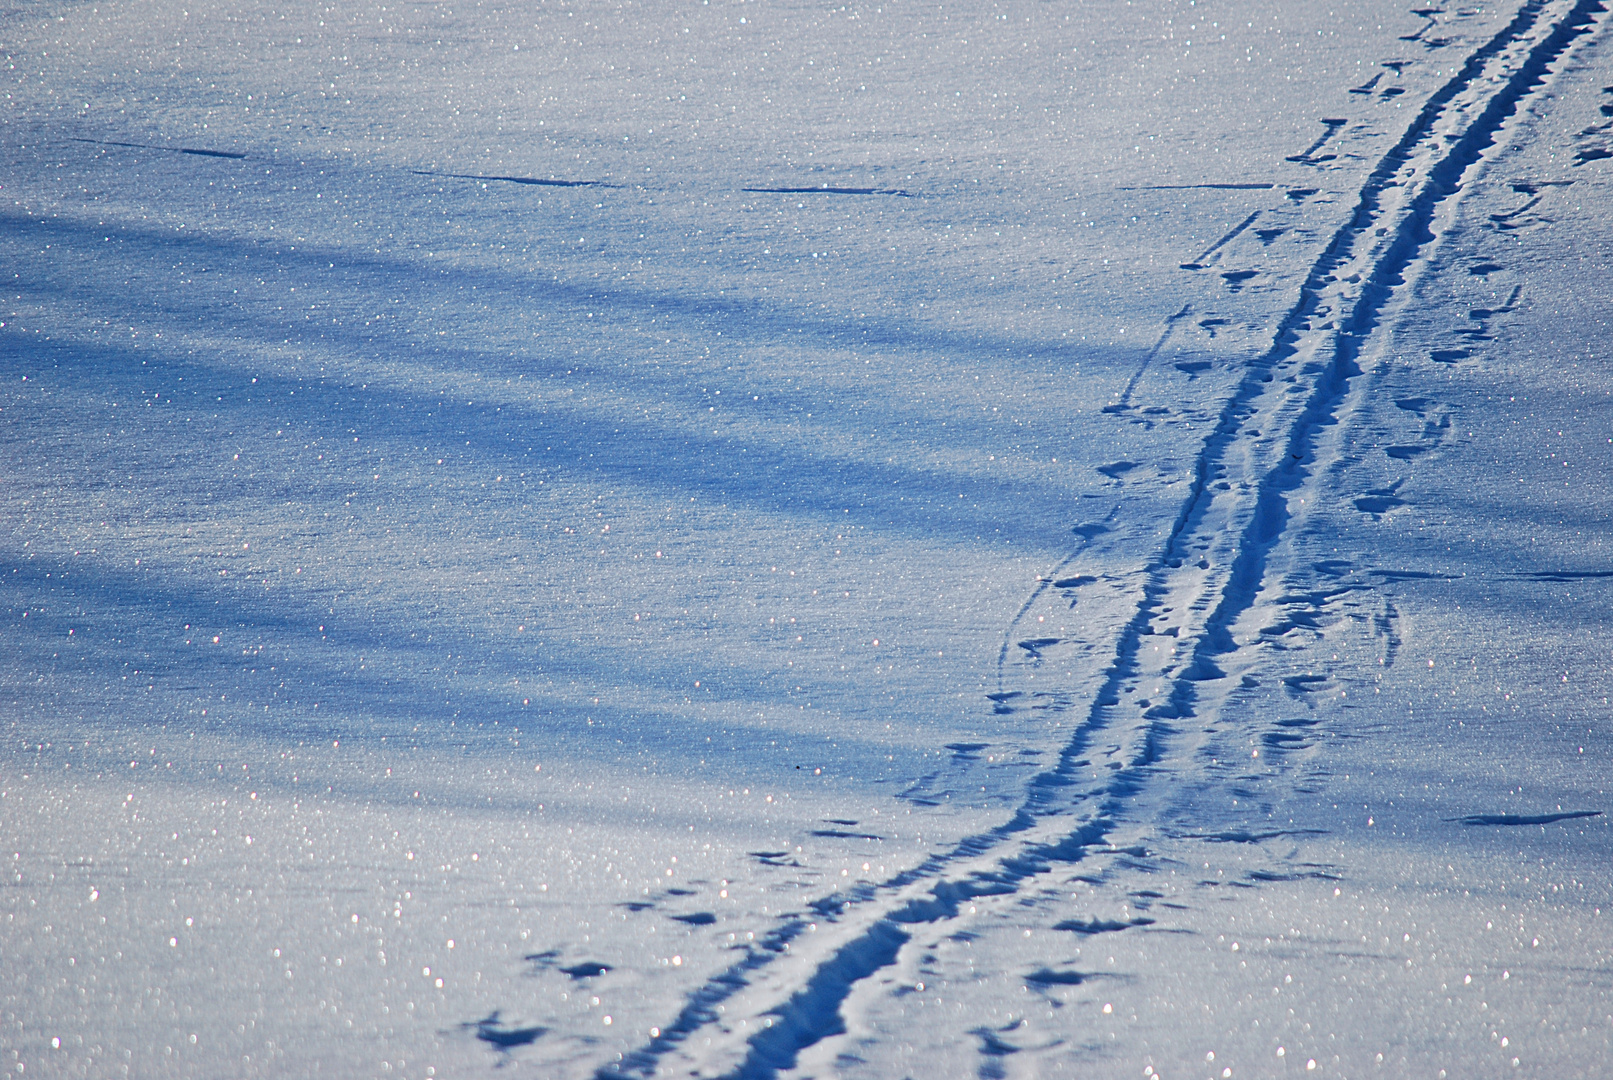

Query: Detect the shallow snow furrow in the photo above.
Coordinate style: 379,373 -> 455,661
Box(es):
597,4 -> 1608,1076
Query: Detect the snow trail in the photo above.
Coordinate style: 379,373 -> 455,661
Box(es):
599,2 -> 1613,1076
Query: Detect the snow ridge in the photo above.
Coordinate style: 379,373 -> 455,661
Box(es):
597,3 -> 1609,1076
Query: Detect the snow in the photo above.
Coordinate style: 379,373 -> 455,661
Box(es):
3,0 -> 1611,1076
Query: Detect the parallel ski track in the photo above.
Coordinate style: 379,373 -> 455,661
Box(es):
598,3 -> 1608,1076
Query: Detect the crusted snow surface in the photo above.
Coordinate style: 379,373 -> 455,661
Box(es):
2,1 -> 1611,1077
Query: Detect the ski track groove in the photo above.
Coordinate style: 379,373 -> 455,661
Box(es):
595,3 -> 1608,1076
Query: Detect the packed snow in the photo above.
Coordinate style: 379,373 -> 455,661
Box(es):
3,0 -> 1611,1076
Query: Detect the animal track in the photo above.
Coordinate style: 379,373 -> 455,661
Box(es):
464,1011 -> 546,1049
1258,585 -> 1364,643
1520,568 -> 1613,582
1354,478 -> 1408,516
1016,638 -> 1061,664
972,1025 -> 1022,1077
1401,8 -> 1449,46
749,850 -> 800,867
1053,575 -> 1098,589
1456,810 -> 1602,826
1051,916 -> 1155,934
1351,72 -> 1387,95
1572,89 -> 1613,162
1355,58 -> 1417,99
1374,598 -> 1402,668
1260,718 -> 1323,754
1182,826 -> 1327,843
1130,182 -> 1278,190
1244,865 -> 1342,882
1103,305 -> 1196,412
1457,284 -> 1522,340
1487,179 -> 1573,232
742,185 -> 912,197
413,169 -> 613,188
1180,211 -> 1263,269
1023,968 -> 1096,986
810,829 -> 886,841
1395,398 -> 1453,454
1286,118 -> 1350,164
70,136 -> 245,159
1281,672 -> 1334,698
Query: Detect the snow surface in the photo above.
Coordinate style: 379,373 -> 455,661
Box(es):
3,0 -> 1611,1076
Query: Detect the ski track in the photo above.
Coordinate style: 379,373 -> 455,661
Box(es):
595,3 -> 1610,1077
